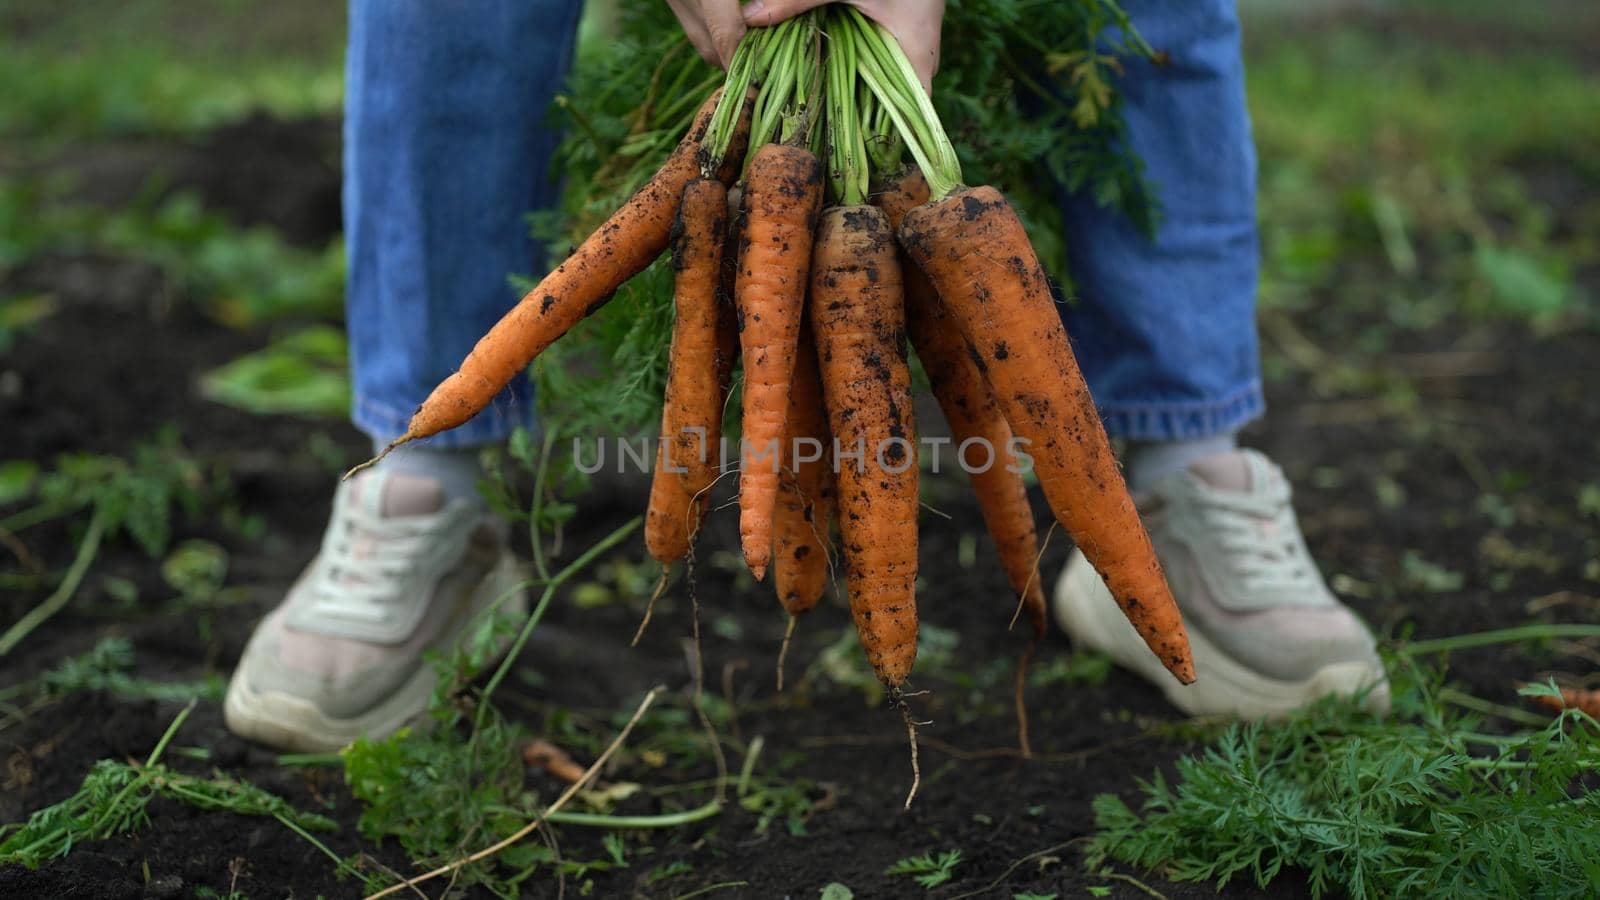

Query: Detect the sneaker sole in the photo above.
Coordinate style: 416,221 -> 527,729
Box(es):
224,551 -> 529,752
1053,551 -> 1389,718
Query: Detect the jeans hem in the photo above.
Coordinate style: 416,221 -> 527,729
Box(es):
353,394 -> 539,449
1098,380 -> 1265,442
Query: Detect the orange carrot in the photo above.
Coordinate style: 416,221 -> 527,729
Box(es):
358,88 -> 755,470
663,178 -> 730,506
772,323 -> 835,617
645,406 -> 701,565
876,169 -> 1046,636
810,204 -> 918,689
1530,684 -> 1600,720
899,186 -> 1195,684
733,143 -> 824,581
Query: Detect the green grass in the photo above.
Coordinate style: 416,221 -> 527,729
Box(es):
1245,18 -> 1599,336
0,0 -> 343,139
0,182 -> 346,324
1249,32 -> 1600,172
0,429 -> 244,657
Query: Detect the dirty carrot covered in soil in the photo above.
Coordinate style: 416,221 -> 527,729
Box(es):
353,86 -> 755,471
772,322 -> 835,618
732,142 -> 824,581
645,404 -> 702,565
899,187 -> 1191,683
876,167 -> 1047,637
801,15 -> 920,691
810,204 -> 918,689
645,177 -> 738,565
845,8 -> 1193,683
663,177 -> 732,503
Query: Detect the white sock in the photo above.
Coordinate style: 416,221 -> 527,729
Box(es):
373,440 -> 486,506
1126,433 -> 1239,494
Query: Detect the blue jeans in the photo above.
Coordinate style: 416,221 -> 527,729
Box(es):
345,0 -> 1262,446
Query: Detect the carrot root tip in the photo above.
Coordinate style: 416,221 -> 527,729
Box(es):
342,433 -> 412,481
631,567 -> 671,647
896,697 -> 922,812
775,615 -> 798,692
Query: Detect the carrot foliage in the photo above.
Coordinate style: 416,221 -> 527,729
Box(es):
1090,656 -> 1600,899
537,0 -> 1154,435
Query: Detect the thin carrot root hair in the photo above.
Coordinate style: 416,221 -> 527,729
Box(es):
1013,636 -> 1037,759
632,567 -> 672,648
686,544 -> 730,803
894,690 -> 924,811
776,615 -> 798,692
1010,521 -> 1058,635
343,437 -> 407,481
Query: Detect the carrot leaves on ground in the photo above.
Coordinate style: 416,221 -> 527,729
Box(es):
0,704 -> 345,875
1090,657 -> 1600,899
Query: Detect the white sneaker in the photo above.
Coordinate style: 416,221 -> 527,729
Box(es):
1054,449 -> 1389,718
224,469 -> 527,751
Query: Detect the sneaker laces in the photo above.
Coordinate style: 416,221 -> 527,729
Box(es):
1191,476 -> 1327,599
301,481 -> 471,630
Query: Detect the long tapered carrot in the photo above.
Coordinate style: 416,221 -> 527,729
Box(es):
876,169 -> 1046,636
733,143 -> 824,581
645,404 -> 700,564
646,178 -> 737,566
810,204 -> 919,689
772,322 -> 835,617
663,178 -> 730,504
352,88 -> 756,473
899,186 -> 1195,684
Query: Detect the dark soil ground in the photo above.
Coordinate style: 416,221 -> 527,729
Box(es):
2,106 -> 1598,899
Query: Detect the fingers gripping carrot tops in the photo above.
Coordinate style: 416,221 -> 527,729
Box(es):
810,205 -> 919,689
876,169 -> 1047,636
733,143 -> 824,581
772,324 -> 835,617
664,178 -> 731,506
361,87 -> 756,469
899,186 -> 1195,685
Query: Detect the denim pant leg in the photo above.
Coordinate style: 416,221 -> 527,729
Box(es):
345,0 -> 584,447
1057,0 -> 1265,442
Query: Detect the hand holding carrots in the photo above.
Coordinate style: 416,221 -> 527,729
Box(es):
666,0 -> 749,68
744,0 -> 944,91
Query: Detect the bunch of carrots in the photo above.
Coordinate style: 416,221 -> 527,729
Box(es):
355,8 -> 1194,727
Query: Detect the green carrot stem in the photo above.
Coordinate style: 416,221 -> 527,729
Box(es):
546,800 -> 722,829
702,28 -> 767,174
749,20 -> 803,151
824,10 -> 866,204
844,9 -> 961,199
0,508 -> 106,658
1400,624 -> 1600,656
